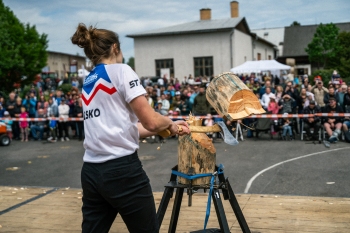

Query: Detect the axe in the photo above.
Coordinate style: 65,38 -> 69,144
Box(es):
157,121 -> 238,146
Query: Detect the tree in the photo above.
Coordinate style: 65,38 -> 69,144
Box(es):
290,21 -> 301,26
127,57 -> 135,70
337,31 -> 350,80
0,0 -> 48,94
305,23 -> 340,69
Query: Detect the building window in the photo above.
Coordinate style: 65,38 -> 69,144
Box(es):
257,53 -> 261,61
268,55 -> 271,60
194,57 -> 213,77
155,59 -> 174,77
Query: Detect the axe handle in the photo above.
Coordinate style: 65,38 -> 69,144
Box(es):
157,124 -> 221,138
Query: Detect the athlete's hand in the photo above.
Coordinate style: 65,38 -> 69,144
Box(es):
174,120 -> 190,136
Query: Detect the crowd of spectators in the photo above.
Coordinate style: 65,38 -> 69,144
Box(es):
0,84 -> 84,143
1,70 -> 350,144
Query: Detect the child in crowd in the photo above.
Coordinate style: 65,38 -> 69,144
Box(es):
268,95 -> 279,134
204,114 -> 216,140
19,106 -> 29,142
2,111 -> 13,141
282,117 -> 293,140
48,115 -> 57,143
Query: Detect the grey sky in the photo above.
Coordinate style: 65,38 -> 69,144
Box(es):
3,0 -> 350,62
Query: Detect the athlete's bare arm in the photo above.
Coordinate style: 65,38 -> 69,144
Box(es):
129,95 -> 190,138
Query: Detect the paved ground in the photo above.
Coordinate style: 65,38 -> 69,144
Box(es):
0,135 -> 349,197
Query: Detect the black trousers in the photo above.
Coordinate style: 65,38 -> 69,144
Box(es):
304,121 -> 321,138
76,121 -> 84,140
58,121 -> 69,138
81,151 -> 159,233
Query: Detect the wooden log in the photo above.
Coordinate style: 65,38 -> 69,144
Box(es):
206,72 -> 265,121
177,118 -> 216,186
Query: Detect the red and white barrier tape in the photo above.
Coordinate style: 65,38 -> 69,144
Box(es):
1,113 -> 349,122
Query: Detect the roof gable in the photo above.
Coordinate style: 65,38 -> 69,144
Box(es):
283,22 -> 350,57
127,17 -> 250,37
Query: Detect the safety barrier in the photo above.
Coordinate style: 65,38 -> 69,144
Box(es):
1,113 -> 349,122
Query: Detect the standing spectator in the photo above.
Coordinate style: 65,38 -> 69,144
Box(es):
30,108 -> 47,141
37,95 -> 49,113
0,100 -> 5,118
172,91 -> 182,110
323,97 -> 343,142
157,76 -> 164,87
54,90 -> 63,106
174,79 -> 181,91
22,92 -> 37,118
19,106 -> 29,142
261,87 -> 274,110
302,100 -> 321,140
344,86 -> 350,113
5,92 -> 16,131
192,86 -> 210,116
324,86 -> 340,106
338,84 -> 347,108
312,81 -> 328,108
275,85 -> 284,104
72,77 -> 79,88
189,85 -> 199,109
74,98 -> 84,141
259,80 -> 275,96
2,111 -> 13,141
58,98 -> 70,141
13,97 -> 23,140
284,81 -> 299,101
146,94 -> 154,108
67,93 -> 76,137
160,94 -> 170,116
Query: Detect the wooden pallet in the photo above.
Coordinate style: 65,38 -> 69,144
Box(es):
0,186 -> 349,232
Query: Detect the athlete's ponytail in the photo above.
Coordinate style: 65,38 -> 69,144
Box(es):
71,23 -> 120,65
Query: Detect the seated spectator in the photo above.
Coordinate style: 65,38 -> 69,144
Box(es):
192,86 -> 210,116
281,117 -> 293,140
261,87 -> 274,110
302,100 -> 321,140
279,94 -> 295,114
30,108 -> 47,140
323,97 -> 344,143
2,111 -> 13,141
324,86 -> 340,106
160,94 -> 170,116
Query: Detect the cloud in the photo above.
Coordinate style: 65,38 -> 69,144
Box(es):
3,0 -> 350,61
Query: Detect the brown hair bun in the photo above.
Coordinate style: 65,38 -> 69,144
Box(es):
71,23 -> 91,48
71,23 -> 120,65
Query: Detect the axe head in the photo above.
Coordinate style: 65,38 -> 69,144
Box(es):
216,121 -> 238,146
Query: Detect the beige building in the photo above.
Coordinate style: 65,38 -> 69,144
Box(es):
43,51 -> 87,80
127,1 -> 277,80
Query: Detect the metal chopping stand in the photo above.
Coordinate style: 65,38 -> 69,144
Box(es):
156,165 -> 251,233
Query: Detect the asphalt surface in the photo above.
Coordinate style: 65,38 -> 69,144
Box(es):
1,135 -> 349,197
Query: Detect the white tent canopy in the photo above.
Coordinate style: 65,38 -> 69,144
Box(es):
230,60 -> 291,74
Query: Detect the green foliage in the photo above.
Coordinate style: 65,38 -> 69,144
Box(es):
59,84 -> 73,94
0,0 -> 48,94
336,31 -> 350,81
127,57 -> 135,70
310,69 -> 333,85
305,23 -> 340,69
290,21 -> 301,26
